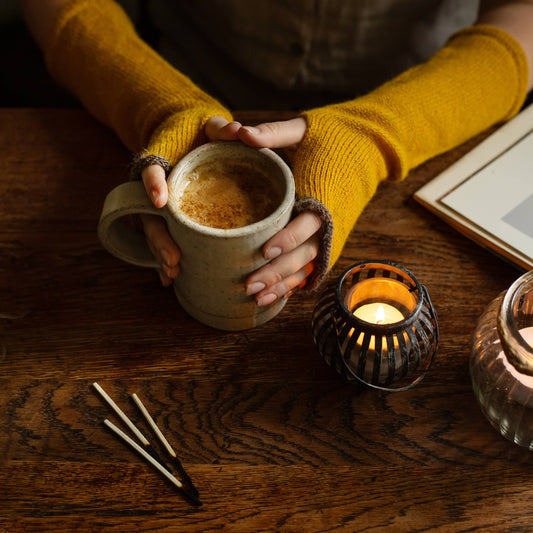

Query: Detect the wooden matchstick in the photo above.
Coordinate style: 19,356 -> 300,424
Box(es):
93,382 -> 172,473
132,393 -> 175,456
132,392 -> 200,497
93,382 -> 150,445
103,419 -> 202,506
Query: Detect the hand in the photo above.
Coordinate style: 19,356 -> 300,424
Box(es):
140,115 -> 322,306
139,117 -> 243,286
244,211 -> 321,306
236,118 -> 322,306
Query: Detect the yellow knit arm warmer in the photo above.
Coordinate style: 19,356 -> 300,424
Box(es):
44,0 -> 233,174
289,25 -> 528,285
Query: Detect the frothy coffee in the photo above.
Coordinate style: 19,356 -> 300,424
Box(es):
176,158 -> 283,229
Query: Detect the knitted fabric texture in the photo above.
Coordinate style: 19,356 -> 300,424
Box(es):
44,6 -> 528,284
292,196 -> 333,290
288,24 -> 528,272
130,154 -> 172,182
44,0 -> 233,167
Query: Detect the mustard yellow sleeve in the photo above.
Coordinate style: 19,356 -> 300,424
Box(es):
289,25 -> 528,285
44,0 -> 233,172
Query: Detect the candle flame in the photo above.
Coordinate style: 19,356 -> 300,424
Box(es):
376,304 -> 385,325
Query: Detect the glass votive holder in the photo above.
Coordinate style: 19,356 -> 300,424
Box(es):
470,269 -> 533,449
312,260 -> 439,391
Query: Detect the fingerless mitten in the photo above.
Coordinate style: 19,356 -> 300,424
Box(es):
289,25 -> 528,286
44,0 -> 233,176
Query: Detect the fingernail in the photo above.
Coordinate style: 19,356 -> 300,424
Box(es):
264,246 -> 282,260
242,126 -> 260,135
257,293 -> 277,307
246,281 -> 266,296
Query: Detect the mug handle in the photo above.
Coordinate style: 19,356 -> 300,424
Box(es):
97,181 -> 169,268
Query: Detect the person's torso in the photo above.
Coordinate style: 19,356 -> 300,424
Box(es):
124,0 -> 479,109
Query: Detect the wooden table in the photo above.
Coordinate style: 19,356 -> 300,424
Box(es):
1,108 -> 531,533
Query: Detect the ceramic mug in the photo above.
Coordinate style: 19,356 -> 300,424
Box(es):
97,141 -> 295,330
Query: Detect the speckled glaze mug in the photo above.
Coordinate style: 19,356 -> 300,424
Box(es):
97,141 -> 295,330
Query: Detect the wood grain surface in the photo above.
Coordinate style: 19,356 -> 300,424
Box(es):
1,108 -> 531,533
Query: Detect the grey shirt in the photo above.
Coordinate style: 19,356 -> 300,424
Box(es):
122,0 -> 479,109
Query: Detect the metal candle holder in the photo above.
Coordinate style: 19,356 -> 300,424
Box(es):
312,261 -> 439,391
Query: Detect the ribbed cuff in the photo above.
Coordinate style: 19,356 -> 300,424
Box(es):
129,154 -> 172,181
293,196 -> 333,291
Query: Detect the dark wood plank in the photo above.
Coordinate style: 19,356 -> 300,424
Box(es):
2,462 -> 533,532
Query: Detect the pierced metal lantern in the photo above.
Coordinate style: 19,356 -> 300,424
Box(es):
312,261 -> 439,391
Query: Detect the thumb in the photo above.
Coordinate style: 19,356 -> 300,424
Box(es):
142,164 -> 168,208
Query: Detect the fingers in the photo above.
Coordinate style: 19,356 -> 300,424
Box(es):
249,240 -> 318,306
142,164 -> 168,208
140,120 -> 315,297
205,115 -> 242,141
204,115 -> 307,149
263,211 -> 322,260
245,211 -> 322,306
140,164 -> 179,286
140,214 -> 180,286
142,115 -> 242,210
237,117 -> 307,149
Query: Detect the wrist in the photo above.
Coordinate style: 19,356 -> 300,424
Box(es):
140,107 -> 233,168
292,197 -> 333,290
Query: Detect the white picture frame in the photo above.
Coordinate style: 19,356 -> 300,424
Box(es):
414,103 -> 533,271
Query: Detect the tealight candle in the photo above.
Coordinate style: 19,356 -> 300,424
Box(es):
353,302 -> 405,325
344,278 -> 417,322
350,302 -> 404,353
342,278 -> 415,377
